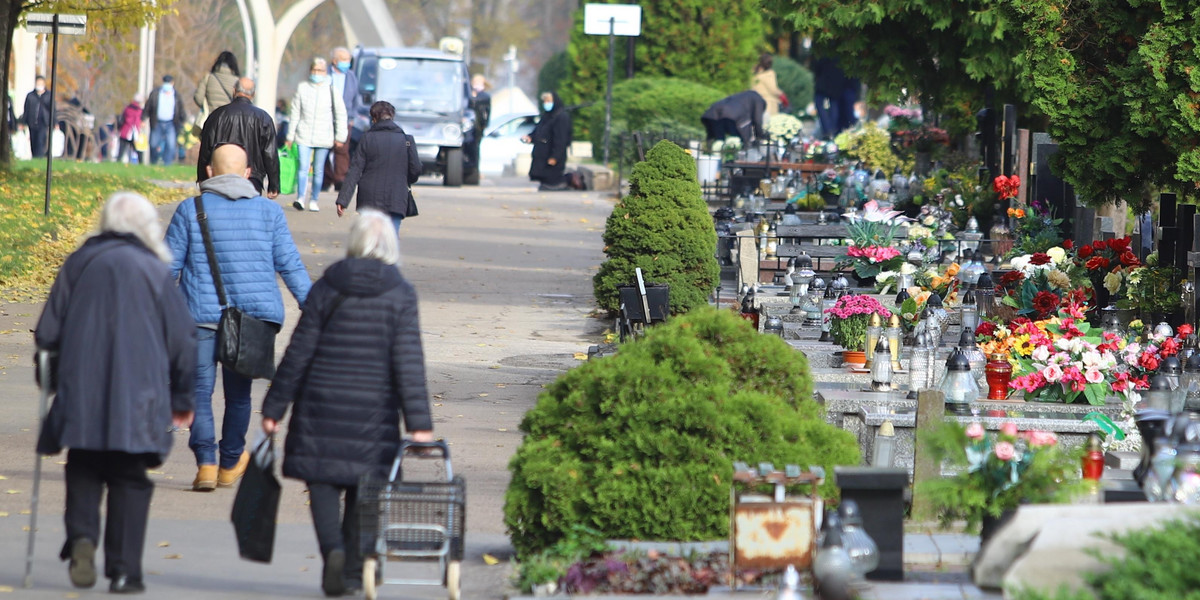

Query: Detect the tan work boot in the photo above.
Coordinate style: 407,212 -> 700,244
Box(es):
193,465 -> 218,491
217,451 -> 251,488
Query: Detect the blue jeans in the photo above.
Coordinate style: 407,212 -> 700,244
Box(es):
149,121 -> 177,166
189,327 -> 254,468
390,213 -> 403,232
296,144 -> 330,202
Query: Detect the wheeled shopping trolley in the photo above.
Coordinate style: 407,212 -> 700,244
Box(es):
358,440 -> 466,600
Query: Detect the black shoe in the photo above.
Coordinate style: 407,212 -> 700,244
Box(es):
292,200 -> 305,211
109,575 -> 145,594
322,549 -> 346,597
67,538 -> 97,588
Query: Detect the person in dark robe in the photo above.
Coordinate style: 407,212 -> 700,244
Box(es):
523,91 -> 571,191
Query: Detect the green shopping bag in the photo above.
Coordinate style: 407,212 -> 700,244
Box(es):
278,144 -> 298,196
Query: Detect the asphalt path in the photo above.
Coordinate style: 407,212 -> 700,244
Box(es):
0,176 -> 613,598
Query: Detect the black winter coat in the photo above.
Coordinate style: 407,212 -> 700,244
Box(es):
197,97 -> 281,195
335,120 -> 421,217
701,91 -> 766,146
262,257 -> 432,486
35,233 -> 197,465
529,93 -> 571,185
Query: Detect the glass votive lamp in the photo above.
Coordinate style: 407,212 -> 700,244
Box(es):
865,313 -> 884,369
870,337 -> 894,392
939,348 -> 981,408
886,314 -> 903,372
1143,373 -> 1174,412
1184,352 -> 1200,412
819,286 -> 837,342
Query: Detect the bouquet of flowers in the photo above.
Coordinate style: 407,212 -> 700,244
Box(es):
827,294 -> 892,352
837,201 -> 907,279
884,105 -> 922,131
916,421 -> 1084,532
1001,246 -> 1092,319
765,113 -> 803,143
993,175 -> 1021,200
711,136 -> 742,162
975,321 -> 1016,358
1007,306 -> 1140,405
1075,237 -> 1140,299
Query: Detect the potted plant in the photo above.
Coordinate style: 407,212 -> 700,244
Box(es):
916,420 -> 1085,543
1117,256 -> 1183,324
828,294 -> 892,366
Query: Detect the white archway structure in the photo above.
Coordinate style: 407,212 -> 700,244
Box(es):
245,0 -> 402,115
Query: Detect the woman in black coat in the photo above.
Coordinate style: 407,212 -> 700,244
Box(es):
524,91 -> 572,191
335,101 -> 422,231
262,209 -> 433,596
35,192 -> 196,594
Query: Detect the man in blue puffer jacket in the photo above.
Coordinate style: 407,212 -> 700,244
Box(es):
166,143 -> 311,491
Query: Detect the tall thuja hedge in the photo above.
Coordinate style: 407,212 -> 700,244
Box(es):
578,77 -> 724,152
561,0 -> 761,140
504,307 -> 861,558
593,140 -> 719,314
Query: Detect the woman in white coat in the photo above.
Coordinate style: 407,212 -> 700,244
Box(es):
287,57 -> 348,212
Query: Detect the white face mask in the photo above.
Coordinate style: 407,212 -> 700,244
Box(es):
35,84 -> 44,93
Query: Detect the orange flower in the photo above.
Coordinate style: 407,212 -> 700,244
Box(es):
945,263 -> 961,278
1016,209 -> 1026,218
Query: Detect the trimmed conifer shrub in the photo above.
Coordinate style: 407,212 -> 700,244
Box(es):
504,307 -> 861,558
593,140 -> 719,314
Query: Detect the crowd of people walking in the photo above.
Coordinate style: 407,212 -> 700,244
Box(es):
31,46 -> 439,596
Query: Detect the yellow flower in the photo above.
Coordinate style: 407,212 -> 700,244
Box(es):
1103,271 -> 1122,295
1013,334 -> 1034,356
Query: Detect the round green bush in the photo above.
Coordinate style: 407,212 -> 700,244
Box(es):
579,77 -> 725,151
503,307 -> 861,558
772,56 -> 814,114
593,140 -> 719,314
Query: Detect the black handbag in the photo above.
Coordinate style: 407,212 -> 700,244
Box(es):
231,435 -> 281,562
195,196 -> 280,380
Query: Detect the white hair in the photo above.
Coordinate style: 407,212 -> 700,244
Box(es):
347,209 -> 401,265
99,191 -> 172,262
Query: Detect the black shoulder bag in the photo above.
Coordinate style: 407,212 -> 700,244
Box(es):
194,196 -> 280,380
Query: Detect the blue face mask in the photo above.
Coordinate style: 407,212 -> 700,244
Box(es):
542,101 -> 554,112
163,82 -> 173,91
310,74 -> 325,84
337,61 -> 351,72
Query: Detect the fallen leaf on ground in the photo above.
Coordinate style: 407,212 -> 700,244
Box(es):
478,393 -> 488,397
0,512 -> 8,517
157,542 -> 170,547
0,585 -> 13,593
497,428 -> 508,432
5,490 -> 19,494
164,554 -> 182,559
0,475 -> 7,480
482,553 -> 500,565
19,510 -> 30,515
573,352 -> 588,360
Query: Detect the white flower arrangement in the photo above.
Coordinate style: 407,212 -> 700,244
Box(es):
765,113 -> 803,142
712,136 -> 742,153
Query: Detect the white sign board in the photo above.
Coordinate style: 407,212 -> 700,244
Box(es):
25,13 -> 86,35
584,4 -> 642,37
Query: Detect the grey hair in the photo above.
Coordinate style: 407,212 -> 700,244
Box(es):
347,208 -> 401,265
332,46 -> 350,57
235,79 -> 255,96
99,191 -> 173,262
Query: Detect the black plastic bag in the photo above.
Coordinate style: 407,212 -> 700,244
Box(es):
231,436 -> 281,562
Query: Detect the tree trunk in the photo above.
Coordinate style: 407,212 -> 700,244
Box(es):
0,0 -> 20,172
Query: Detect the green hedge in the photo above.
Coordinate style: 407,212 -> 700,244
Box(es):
773,56 -> 814,114
503,306 -> 861,558
578,77 -> 724,153
593,140 -> 718,314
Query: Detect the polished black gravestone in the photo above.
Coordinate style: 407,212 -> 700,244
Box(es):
835,466 -> 908,581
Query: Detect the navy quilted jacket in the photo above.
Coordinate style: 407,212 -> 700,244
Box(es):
166,174 -> 311,324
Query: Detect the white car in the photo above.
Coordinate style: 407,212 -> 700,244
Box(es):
478,111 -> 538,176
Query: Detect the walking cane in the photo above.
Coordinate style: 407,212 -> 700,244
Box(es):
24,349 -> 53,588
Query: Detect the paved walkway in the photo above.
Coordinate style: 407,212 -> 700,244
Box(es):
0,176 -> 995,599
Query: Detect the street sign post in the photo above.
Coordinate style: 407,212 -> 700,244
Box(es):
583,3 -> 641,166
25,13 -> 87,216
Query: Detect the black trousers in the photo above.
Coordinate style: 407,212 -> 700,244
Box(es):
29,125 -> 49,158
307,482 -> 363,583
62,449 -> 156,581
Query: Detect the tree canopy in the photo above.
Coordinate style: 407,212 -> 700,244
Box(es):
0,0 -> 172,169
1012,0 -> 1200,212
767,0 -> 1029,133
560,0 -> 762,111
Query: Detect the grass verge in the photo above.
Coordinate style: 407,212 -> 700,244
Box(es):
0,160 -> 195,300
